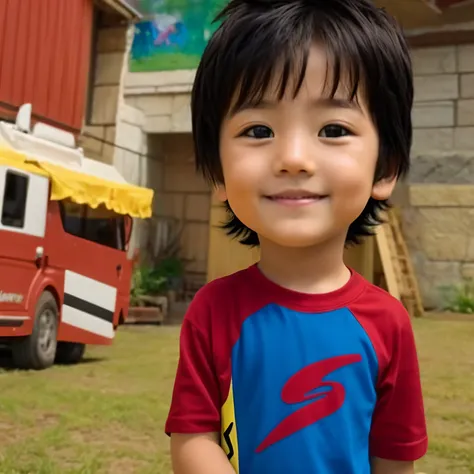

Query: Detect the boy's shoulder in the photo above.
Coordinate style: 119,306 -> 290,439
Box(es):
183,264 -> 259,329
191,265 -> 252,304
350,275 -> 413,332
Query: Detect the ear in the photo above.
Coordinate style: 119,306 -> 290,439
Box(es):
371,175 -> 397,201
214,183 -> 228,202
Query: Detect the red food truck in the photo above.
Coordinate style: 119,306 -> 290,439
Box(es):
0,104 -> 153,370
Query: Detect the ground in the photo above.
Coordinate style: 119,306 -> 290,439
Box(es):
129,53 -> 202,72
0,318 -> 473,473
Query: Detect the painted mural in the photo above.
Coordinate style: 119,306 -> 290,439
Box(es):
130,0 -> 226,72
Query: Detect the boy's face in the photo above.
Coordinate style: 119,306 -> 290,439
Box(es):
217,44 -> 396,248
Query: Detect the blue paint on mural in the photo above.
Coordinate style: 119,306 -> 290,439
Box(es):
129,0 -> 226,72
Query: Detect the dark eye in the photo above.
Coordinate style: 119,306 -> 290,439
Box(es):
319,125 -> 351,138
242,125 -> 274,139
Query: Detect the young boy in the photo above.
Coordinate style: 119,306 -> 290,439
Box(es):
165,1 -> 428,473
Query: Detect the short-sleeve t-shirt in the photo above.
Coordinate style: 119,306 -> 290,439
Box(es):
165,264 -> 428,474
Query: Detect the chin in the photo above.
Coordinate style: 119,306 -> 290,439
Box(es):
261,227 -> 336,248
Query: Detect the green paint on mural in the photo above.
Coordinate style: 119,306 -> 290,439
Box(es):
130,0 -> 227,72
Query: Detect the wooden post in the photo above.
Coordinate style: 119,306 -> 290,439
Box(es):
207,197 -> 259,282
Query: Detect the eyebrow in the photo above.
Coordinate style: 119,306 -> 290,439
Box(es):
230,97 -> 361,116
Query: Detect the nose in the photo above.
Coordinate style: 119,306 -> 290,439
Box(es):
274,132 -> 316,176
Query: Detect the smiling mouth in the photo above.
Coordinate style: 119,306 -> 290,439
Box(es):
264,190 -> 328,205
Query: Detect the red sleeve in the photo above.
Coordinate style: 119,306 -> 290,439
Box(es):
369,303 -> 428,461
165,291 -> 221,435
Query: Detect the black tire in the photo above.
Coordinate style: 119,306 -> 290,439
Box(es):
55,342 -> 85,365
12,291 -> 58,370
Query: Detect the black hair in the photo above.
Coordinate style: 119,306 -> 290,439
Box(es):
191,0 -> 413,247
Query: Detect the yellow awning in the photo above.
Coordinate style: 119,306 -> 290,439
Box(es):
0,147 -> 153,219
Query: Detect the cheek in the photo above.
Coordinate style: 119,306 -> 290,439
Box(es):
220,152 -> 266,228
327,153 -> 376,201
221,151 -> 264,195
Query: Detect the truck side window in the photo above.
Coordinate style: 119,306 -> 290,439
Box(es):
59,199 -> 125,251
84,206 -> 125,251
1,171 -> 28,228
60,200 -> 85,238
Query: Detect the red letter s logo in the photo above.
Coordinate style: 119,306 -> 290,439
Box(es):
256,354 -> 362,453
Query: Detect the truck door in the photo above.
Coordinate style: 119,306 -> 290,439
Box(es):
84,206 -> 133,326
0,167 -> 49,318
47,199 -> 129,343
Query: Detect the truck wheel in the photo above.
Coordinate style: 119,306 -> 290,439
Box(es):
12,291 -> 58,370
55,342 -> 85,365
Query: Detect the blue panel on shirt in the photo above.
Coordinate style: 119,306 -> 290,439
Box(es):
230,305 -> 379,474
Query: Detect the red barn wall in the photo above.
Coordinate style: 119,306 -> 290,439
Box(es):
0,0 -> 94,132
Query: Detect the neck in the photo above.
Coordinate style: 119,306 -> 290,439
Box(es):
258,234 -> 350,294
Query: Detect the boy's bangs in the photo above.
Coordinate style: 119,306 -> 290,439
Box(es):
228,20 -> 364,116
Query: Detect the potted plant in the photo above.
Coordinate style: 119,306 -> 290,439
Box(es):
128,265 -> 168,324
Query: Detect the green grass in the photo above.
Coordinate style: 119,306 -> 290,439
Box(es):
0,326 -> 179,474
414,318 -> 474,474
0,319 -> 473,473
129,53 -> 202,72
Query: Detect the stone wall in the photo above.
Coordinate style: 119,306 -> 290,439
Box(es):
79,22 -> 134,164
149,133 -> 211,289
401,181 -> 474,310
411,44 -> 474,152
78,22 -> 157,256
124,72 -> 209,285
114,103 -> 155,256
404,44 -> 474,309
125,71 -> 194,133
